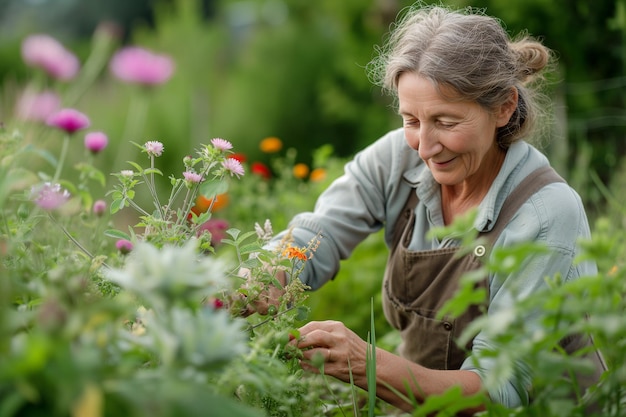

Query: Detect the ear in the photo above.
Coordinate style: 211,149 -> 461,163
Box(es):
495,87 -> 519,127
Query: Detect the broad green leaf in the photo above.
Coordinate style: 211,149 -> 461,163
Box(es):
104,229 -> 131,240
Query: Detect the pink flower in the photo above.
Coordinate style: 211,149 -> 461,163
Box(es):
92,199 -> 107,216
109,46 -> 175,86
84,132 -> 108,154
197,218 -> 229,246
183,171 -> 203,184
46,108 -> 90,134
31,182 -> 70,211
222,158 -> 245,178
144,141 -> 164,157
207,297 -> 225,310
21,34 -> 80,81
115,239 -> 133,254
211,138 -> 233,151
15,88 -> 60,122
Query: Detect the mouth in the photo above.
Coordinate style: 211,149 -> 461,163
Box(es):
430,157 -> 456,167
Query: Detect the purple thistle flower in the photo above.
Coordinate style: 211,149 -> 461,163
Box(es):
46,108 -> 90,134
144,141 -> 164,157
84,131 -> 109,154
31,182 -> 70,211
115,239 -> 133,255
222,157 -> 245,178
109,46 -> 175,86
211,138 -> 233,151
183,171 -> 203,184
92,199 -> 107,216
16,88 -> 61,122
21,34 -> 80,81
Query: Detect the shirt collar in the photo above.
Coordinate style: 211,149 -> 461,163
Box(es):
403,141 -> 541,232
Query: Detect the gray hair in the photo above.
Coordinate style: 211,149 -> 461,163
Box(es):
367,5 -> 554,148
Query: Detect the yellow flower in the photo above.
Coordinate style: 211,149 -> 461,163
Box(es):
309,168 -> 327,183
293,163 -> 310,179
259,136 -> 283,153
283,246 -> 308,261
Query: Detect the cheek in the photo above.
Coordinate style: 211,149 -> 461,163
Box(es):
403,129 -> 420,151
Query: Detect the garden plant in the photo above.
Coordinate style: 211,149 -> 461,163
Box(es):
2,14 -> 626,417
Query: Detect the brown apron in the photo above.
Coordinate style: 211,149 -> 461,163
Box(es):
382,166 -> 606,387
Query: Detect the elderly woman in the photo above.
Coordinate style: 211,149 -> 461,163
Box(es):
251,4 -> 606,414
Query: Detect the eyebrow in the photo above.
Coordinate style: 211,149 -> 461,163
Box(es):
398,109 -> 451,119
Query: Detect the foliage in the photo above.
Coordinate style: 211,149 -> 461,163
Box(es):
2,3 -> 626,417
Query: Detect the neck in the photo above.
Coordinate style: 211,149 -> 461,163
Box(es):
441,147 -> 506,225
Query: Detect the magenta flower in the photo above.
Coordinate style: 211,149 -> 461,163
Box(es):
31,182 -> 70,211
115,239 -> 133,255
144,141 -> 164,157
21,34 -> 80,81
211,138 -> 233,151
197,218 -> 229,246
92,199 -> 107,216
222,158 -> 245,178
109,46 -> 175,86
46,108 -> 90,134
183,171 -> 203,184
15,88 -> 60,122
84,132 -> 108,154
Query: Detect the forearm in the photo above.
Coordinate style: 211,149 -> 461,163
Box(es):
360,348 -> 486,415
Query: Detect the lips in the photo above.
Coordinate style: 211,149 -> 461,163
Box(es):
431,156 -> 456,166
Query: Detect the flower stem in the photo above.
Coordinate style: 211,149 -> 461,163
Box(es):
47,212 -> 110,269
52,135 -> 70,182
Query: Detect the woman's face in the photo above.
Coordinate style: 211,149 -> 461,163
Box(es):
397,72 -> 514,188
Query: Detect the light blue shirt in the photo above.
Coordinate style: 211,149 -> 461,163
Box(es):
275,127 -> 596,407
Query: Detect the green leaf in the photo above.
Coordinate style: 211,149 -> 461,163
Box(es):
104,229 -> 131,240
143,168 -> 164,176
225,228 -> 240,240
199,179 -> 229,198
126,161 -> 143,172
367,297 -> 377,417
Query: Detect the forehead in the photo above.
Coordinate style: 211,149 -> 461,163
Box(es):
397,73 -> 469,115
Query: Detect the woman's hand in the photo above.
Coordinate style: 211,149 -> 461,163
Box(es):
291,320 -> 485,415
291,320 -> 369,385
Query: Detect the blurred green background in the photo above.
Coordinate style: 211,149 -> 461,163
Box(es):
1,0 -> 625,338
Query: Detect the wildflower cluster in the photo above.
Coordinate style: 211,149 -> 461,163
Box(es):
0,31 -> 341,417
108,138 -> 245,251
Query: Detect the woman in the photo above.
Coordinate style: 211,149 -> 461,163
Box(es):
251,4 -> 606,414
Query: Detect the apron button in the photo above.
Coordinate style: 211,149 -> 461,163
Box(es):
473,245 -> 486,257
443,322 -> 453,331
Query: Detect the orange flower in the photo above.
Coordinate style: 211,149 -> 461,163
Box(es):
259,136 -> 283,153
309,168 -> 327,183
283,246 -> 307,261
292,163 -> 310,179
192,193 -> 229,215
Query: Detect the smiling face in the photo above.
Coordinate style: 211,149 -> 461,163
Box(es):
398,72 -> 516,192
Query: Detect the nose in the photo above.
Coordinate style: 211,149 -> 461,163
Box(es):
406,125 -> 443,160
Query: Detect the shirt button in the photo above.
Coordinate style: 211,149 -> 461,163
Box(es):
443,322 -> 453,331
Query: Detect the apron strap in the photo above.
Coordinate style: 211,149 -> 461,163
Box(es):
484,165 -> 565,242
